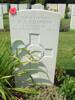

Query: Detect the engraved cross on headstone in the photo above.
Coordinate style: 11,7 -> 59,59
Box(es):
27,33 -> 53,61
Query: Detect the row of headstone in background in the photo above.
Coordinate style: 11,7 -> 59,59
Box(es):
0,3 -> 72,16
32,4 -> 44,9
10,4 -> 66,18
0,3 -> 66,19
46,4 -> 66,18
10,4 -> 19,10
10,4 -> 44,10
0,3 -> 8,14
0,3 -> 8,30
10,4 -> 29,10
9,3 -> 75,21
32,3 -> 75,30
9,9 -> 60,87
0,4 -> 4,29
24,3 -> 66,18
2,3 -> 8,14
1,3 -> 75,30
70,4 -> 75,30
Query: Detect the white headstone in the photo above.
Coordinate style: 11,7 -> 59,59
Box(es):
10,4 -> 18,10
32,4 -> 44,9
9,10 -> 60,87
68,4 -> 72,10
19,4 -> 27,10
70,5 -> 75,29
2,3 -> 8,14
67,4 -> 72,18
46,4 -> 58,12
46,4 -> 51,10
58,4 -> 66,18
0,4 -> 4,29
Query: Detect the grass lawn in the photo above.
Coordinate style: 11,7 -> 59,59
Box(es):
0,14 -> 75,70
57,30 -> 75,69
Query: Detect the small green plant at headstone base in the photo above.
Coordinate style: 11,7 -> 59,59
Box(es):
59,75 -> 75,100
55,67 -> 66,86
0,40 -> 39,100
0,39 -> 67,100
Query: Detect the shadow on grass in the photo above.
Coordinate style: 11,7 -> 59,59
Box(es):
66,69 -> 75,77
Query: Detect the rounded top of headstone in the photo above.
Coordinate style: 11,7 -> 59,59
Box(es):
16,9 -> 60,16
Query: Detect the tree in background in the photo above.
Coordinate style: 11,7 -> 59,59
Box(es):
1,0 -> 75,3
19,0 -> 36,4
65,4 -> 69,18
18,0 -> 45,4
36,0 -> 45,5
